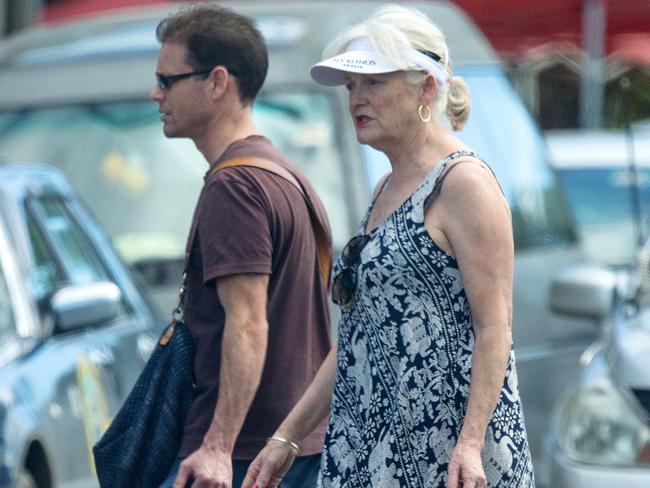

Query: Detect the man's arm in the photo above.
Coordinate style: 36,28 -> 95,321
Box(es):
174,273 -> 269,488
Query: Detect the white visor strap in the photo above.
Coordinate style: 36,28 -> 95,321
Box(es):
406,49 -> 449,85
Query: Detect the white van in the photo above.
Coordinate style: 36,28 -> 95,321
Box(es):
0,2 -> 603,486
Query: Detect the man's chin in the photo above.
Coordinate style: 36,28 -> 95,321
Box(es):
162,124 -> 179,138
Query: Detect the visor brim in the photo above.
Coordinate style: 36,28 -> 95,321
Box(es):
310,49 -> 399,86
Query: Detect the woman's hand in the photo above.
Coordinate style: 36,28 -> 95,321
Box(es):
447,438 -> 487,488
241,440 -> 297,488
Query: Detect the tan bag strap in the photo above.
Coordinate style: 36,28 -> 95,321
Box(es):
167,156 -> 331,343
213,157 -> 303,193
208,157 -> 332,289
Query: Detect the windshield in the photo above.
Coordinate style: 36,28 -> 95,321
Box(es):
0,90 -> 349,266
363,66 -> 577,251
555,167 -> 650,265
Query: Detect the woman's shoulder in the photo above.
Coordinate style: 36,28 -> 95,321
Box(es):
437,151 -> 503,198
443,149 -> 485,170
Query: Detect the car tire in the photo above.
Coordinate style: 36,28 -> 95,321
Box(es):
16,469 -> 37,488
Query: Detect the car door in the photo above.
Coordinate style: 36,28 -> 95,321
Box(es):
24,190 -> 156,485
20,196 -> 103,486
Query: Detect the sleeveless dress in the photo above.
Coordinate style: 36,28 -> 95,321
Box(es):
318,151 -> 535,488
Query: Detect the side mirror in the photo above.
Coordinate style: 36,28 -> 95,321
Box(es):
549,265 -> 617,323
49,282 -> 122,333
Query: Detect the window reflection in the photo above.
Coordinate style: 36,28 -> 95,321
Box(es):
0,91 -> 349,270
556,168 -> 650,265
0,267 -> 14,337
26,213 -> 66,299
26,196 -> 131,318
31,198 -> 110,284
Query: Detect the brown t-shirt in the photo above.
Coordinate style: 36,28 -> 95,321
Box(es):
178,135 -> 332,460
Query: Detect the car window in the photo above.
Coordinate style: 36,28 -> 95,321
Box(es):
555,167 -> 650,265
0,266 -> 14,338
546,128 -> 650,265
26,211 -> 67,299
0,91 -> 349,272
29,197 -> 110,284
26,195 -> 131,317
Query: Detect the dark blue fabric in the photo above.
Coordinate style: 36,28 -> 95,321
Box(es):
159,454 -> 322,488
158,459 -> 182,488
93,321 -> 195,488
275,454 -> 321,488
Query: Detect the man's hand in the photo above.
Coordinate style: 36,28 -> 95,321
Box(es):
173,445 -> 232,488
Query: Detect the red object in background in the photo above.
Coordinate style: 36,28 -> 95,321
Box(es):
40,0 -> 650,66
40,0 -> 172,24
454,0 -> 650,65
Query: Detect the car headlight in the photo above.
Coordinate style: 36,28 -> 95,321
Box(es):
556,373 -> 650,466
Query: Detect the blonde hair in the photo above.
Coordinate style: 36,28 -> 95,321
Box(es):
323,4 -> 471,130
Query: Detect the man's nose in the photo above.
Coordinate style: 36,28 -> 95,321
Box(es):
150,84 -> 163,101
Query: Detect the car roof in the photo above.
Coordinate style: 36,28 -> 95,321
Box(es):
546,128 -> 650,169
0,163 -> 72,199
0,0 -> 497,109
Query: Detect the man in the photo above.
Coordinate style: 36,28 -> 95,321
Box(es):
150,4 -> 332,487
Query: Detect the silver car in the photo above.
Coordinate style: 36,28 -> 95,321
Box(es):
543,129 -> 650,486
0,164 -> 162,488
546,261 -> 650,486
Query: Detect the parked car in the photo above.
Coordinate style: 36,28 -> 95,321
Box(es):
542,128 -> 650,486
546,128 -> 650,266
0,2 -> 602,484
0,163 -> 163,488
545,256 -> 650,486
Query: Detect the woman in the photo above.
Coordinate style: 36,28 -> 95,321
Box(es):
243,4 -> 534,488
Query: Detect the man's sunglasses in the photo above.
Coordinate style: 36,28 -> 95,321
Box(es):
332,234 -> 370,310
155,66 -> 239,90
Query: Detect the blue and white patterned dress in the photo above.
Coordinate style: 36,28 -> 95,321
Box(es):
319,151 -> 535,487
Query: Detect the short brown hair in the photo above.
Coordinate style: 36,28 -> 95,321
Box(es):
156,3 -> 268,104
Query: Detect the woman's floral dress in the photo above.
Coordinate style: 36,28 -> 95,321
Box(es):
318,151 -> 535,487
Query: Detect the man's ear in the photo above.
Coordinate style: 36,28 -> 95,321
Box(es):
208,66 -> 230,100
420,73 -> 438,108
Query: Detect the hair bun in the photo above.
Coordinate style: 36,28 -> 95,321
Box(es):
446,75 -> 471,131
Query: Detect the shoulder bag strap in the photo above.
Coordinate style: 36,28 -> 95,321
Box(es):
209,157 -> 332,289
163,156 -> 331,345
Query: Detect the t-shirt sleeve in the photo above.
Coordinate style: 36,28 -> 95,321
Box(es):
198,175 -> 272,283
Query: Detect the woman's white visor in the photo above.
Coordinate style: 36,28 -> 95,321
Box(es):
310,48 -> 399,86
310,37 -> 449,87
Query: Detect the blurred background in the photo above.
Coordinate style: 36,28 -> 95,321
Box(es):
2,0 -> 650,130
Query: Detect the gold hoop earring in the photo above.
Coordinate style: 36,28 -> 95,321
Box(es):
418,105 -> 432,123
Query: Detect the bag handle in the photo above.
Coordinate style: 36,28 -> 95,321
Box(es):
172,157 -> 332,322
214,157 -> 332,289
